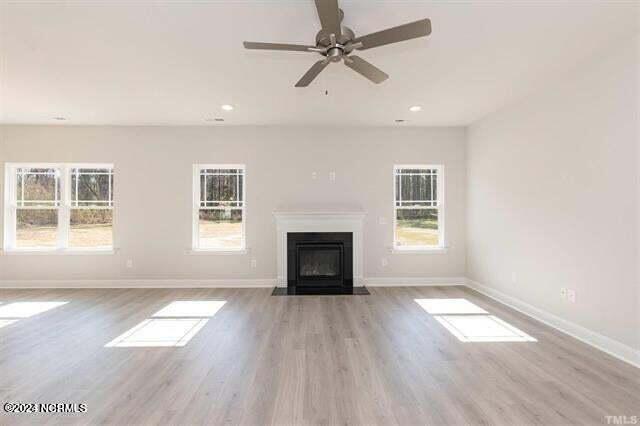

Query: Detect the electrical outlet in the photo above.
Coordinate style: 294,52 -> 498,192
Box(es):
329,171 -> 336,182
560,287 -> 567,299
511,272 -> 517,283
378,217 -> 387,225
250,258 -> 257,268
126,259 -> 133,269
567,289 -> 576,303
381,257 -> 388,267
311,171 -> 317,180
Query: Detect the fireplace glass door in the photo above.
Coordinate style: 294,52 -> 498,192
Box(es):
296,244 -> 343,286
298,245 -> 341,278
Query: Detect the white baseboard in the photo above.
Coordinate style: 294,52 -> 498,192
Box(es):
365,276 -> 466,287
0,276 -> 466,289
466,278 -> 640,369
0,278 -> 278,289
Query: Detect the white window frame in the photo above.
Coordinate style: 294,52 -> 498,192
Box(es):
3,163 -> 115,254
192,164 -> 246,253
393,164 -> 445,253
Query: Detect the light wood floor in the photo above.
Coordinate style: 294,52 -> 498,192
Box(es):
0,286 -> 638,425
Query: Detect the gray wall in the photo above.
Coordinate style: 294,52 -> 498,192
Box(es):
0,125 -> 467,282
466,36 -> 639,350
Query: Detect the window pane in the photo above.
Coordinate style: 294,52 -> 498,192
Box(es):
202,168 -> 242,175
208,174 -> 240,203
71,168 -> 113,207
395,209 -> 438,247
70,209 -> 113,248
200,174 -> 207,204
397,168 -> 437,175
397,174 -> 435,204
199,209 -> 243,249
200,169 -> 244,206
16,209 -> 58,248
15,168 -> 60,206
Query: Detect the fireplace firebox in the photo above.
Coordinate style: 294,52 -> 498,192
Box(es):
287,232 -> 353,294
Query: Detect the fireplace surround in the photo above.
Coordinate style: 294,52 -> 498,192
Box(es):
273,206 -> 365,293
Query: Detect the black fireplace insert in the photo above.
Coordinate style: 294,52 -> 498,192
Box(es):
286,232 -> 353,295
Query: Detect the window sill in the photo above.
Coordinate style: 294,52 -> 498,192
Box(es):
391,246 -> 448,255
1,248 -> 118,256
185,248 -> 248,255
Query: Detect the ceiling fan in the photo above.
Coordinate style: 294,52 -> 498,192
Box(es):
243,0 -> 432,87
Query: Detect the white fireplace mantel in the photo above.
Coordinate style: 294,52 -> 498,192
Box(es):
273,205 -> 366,287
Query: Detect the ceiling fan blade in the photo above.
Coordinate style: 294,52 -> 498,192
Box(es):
353,18 -> 432,50
243,41 -> 315,52
295,59 -> 330,87
314,0 -> 341,36
344,56 -> 388,84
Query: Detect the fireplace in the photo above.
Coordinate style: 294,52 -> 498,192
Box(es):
287,232 -> 353,294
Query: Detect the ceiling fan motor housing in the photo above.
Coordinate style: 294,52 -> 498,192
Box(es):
316,26 -> 354,46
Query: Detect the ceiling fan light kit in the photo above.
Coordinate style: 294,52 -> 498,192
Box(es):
243,0 -> 432,87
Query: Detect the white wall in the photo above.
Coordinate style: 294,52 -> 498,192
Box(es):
467,36 -> 640,351
0,125 -> 466,283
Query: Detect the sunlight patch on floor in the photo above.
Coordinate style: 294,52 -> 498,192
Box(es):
416,298 -> 488,315
435,314 -> 537,342
0,301 -> 68,318
415,298 -> 536,343
0,319 -> 18,329
0,301 -> 69,331
0,301 -> 68,319
105,300 -> 226,348
152,301 -> 226,318
106,318 -> 208,347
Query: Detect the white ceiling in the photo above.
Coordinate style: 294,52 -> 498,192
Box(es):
1,0 -> 638,127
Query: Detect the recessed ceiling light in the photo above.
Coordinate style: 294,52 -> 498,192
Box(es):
409,105 -> 422,112
221,104 -> 234,111
206,118 -> 225,122
53,116 -> 67,121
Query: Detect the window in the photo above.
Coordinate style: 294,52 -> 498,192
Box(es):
14,167 -> 60,249
193,165 -> 245,251
69,167 -> 114,249
4,164 -> 114,252
393,165 -> 444,250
